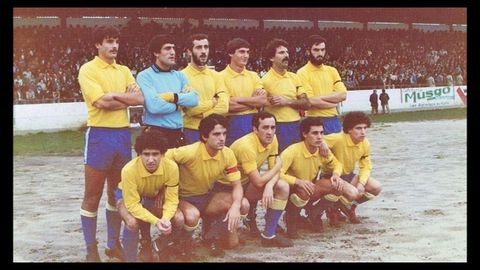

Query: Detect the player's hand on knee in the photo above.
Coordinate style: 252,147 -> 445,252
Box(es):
125,216 -> 138,231
224,207 -> 240,232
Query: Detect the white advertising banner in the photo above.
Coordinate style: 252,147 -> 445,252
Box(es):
400,86 -> 462,109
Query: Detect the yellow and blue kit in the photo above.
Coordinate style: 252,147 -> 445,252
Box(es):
229,132 -> 279,185
296,61 -> 347,118
78,56 -> 135,128
280,141 -> 342,186
118,156 -> 179,224
322,133 -> 372,185
182,64 -> 229,142
165,141 -> 240,197
220,65 -> 263,146
220,64 -> 263,116
262,68 -> 306,151
182,64 -> 229,129
262,68 -> 305,123
78,55 -> 135,250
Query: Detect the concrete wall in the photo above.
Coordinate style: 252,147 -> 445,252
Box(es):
13,86 -> 466,135
411,23 -> 450,32
14,102 -> 88,135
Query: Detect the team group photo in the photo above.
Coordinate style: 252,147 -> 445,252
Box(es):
13,7 -> 467,262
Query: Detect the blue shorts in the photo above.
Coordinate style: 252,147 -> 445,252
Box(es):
180,192 -> 214,214
321,173 -> 356,183
317,116 -> 342,135
84,127 -> 131,171
183,128 -> 200,144
276,121 -> 301,153
226,113 -> 255,146
114,188 -> 155,208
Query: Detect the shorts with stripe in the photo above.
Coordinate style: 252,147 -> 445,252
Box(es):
84,127 -> 131,171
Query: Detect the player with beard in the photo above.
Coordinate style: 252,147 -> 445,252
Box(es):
296,35 -> 347,135
296,35 -> 348,224
182,34 -> 229,143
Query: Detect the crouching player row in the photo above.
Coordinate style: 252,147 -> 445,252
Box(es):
112,111 -> 381,261
280,112 -> 382,237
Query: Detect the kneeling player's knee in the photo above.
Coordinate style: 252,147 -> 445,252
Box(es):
274,180 -> 290,197
183,208 -> 200,227
295,189 -> 310,201
173,210 -> 185,228
345,188 -> 359,201
371,185 -> 382,195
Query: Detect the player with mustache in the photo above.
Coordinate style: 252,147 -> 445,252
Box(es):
78,25 -> 144,262
262,38 -> 310,153
243,38 -> 311,236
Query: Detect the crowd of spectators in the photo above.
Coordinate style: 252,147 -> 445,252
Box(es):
13,19 -> 467,104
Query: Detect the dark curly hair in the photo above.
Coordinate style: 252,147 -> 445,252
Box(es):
299,117 -> 324,140
226,38 -> 250,54
134,132 -> 169,155
342,111 -> 371,133
93,25 -> 120,45
199,114 -> 229,142
252,111 -> 277,129
149,34 -> 176,54
264,38 -> 289,59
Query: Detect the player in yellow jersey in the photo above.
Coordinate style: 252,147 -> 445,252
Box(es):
297,35 -> 347,135
78,25 -> 144,262
182,33 -> 229,143
220,38 -> 267,146
321,111 -> 382,225
280,117 -> 358,238
165,114 -> 249,258
230,112 -> 293,247
114,132 -> 184,262
262,38 -> 310,152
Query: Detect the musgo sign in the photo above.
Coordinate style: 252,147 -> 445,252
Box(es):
401,86 -> 455,108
